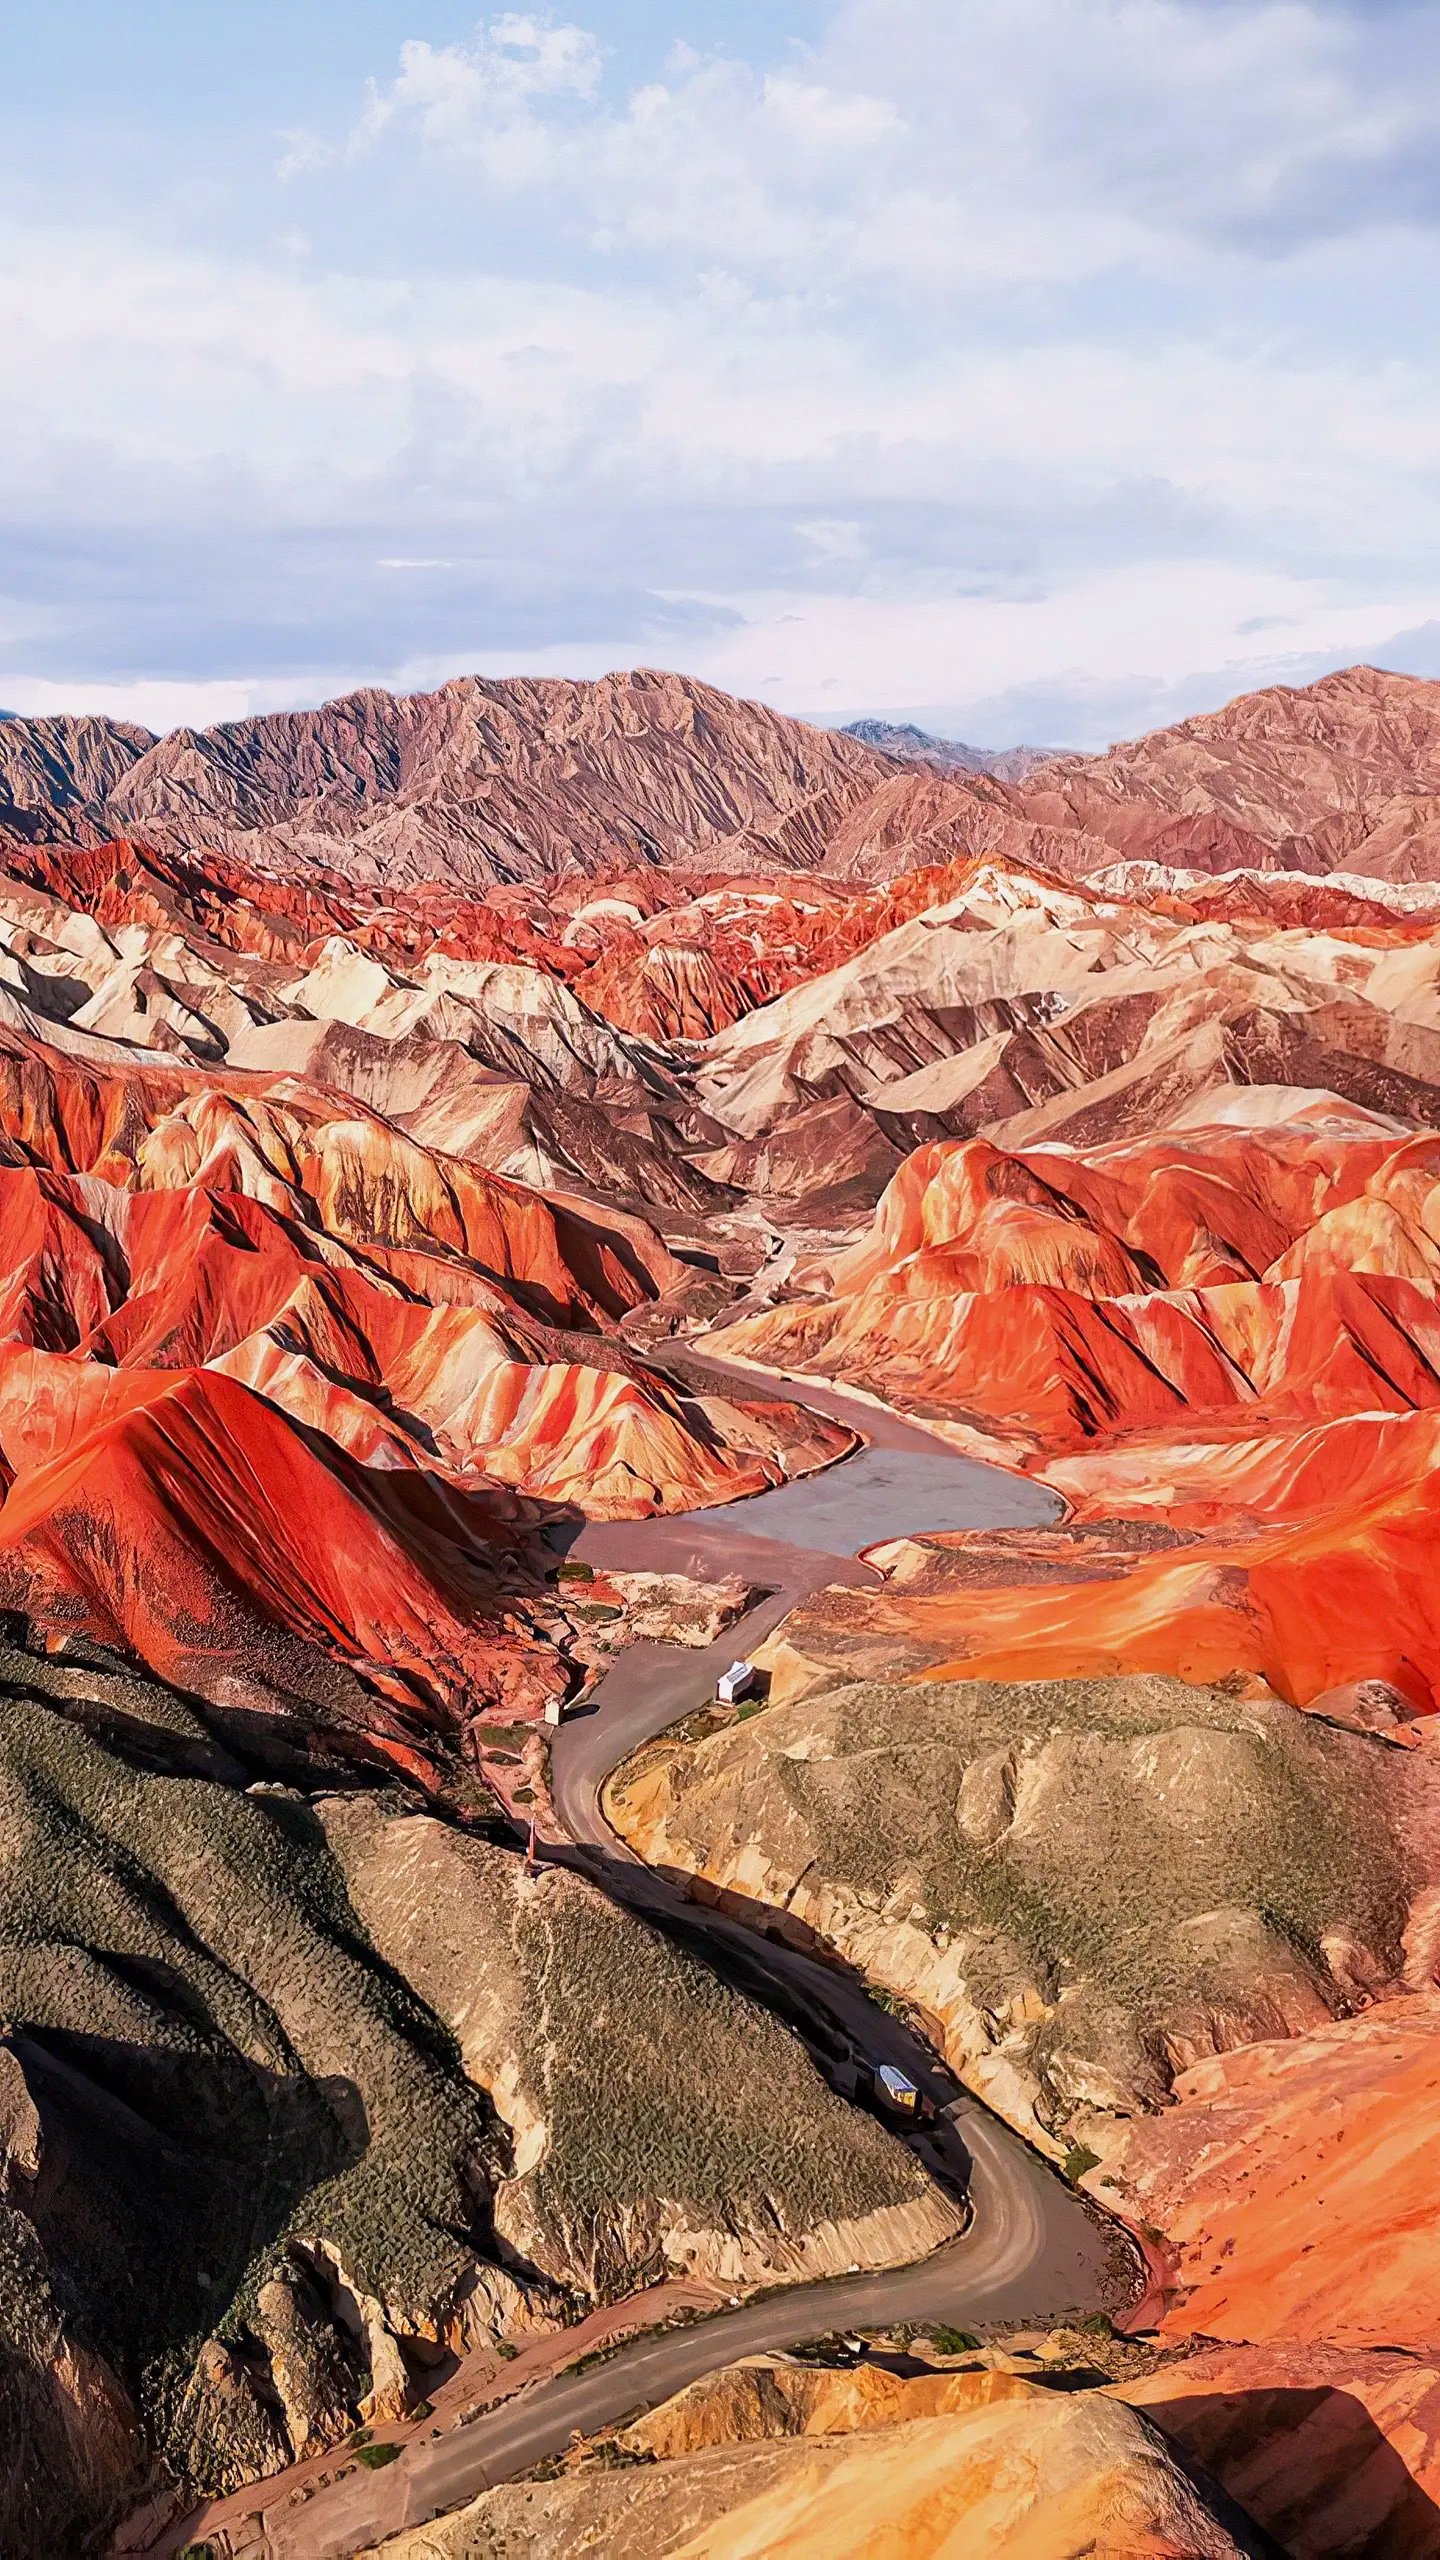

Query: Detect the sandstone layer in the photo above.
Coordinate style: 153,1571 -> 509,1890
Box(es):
363,2372 -> 1270,2559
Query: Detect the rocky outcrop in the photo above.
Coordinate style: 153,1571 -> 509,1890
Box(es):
319,1795 -> 957,2298
0,714 -> 153,837
1110,1994 -> 1440,2354
1121,2342 -> 1440,2559
618,2352 -> 1045,2458
361,2376 -> 1274,2557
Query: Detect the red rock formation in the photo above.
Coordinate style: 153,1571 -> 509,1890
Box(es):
1115,1996 -> 1440,2354
0,993 -> 851,1772
7,833 -> 584,979
0,1351 -> 555,1785
840,1405 -> 1440,1716
1122,2344 -> 1440,2560
720,1124 -> 1440,1719
716,1127 -> 1440,1441
1026,664 -> 1440,878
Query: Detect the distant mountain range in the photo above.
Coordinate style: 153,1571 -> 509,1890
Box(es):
6,660 -> 1440,892
841,716 -> 1049,783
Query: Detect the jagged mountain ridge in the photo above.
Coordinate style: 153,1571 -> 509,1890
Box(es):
0,670 -> 893,893
9,661 -> 1440,902
1025,662 -> 1440,879
840,715 -> 1047,782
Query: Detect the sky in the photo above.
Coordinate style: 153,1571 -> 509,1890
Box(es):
3,0 -> 1440,749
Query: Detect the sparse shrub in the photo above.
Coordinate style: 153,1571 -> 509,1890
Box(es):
925,2325 -> 980,2355
1063,2143 -> 1101,2185
353,2441 -> 402,2470
589,2437 -> 656,2469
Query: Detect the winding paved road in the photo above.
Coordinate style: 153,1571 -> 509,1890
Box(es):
157,1359 -> 1128,2559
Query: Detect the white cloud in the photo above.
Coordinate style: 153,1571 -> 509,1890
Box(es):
7,4 -> 1440,749
0,676 -> 268,732
5,220 -> 1435,549
281,14 -> 603,177
680,558 -> 1440,733
284,1 -> 1440,286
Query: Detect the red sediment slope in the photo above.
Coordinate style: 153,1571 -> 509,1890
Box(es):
849,1404 -> 1440,1717
0,1152 -> 846,1514
0,1021 -> 677,1319
717,1129 -> 1440,1442
1122,2341 -> 1440,2559
724,1126 -> 1440,1719
8,833 -> 585,977
0,1008 -> 849,1771
0,1355 -> 555,1783
1116,1994 -> 1440,2354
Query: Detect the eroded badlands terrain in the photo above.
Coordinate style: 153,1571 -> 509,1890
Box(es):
1,662 -> 1440,2553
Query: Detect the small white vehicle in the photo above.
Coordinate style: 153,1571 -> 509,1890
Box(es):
876,2063 -> 921,2117
715,1659 -> 759,1706
542,1696 -> 566,1727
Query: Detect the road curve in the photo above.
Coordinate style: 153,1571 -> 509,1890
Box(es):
155,1359 -> 1125,2559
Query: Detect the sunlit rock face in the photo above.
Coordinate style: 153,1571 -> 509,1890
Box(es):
0,669 -> 893,888
369,2372 -> 1273,2559
708,1110 -> 1440,1729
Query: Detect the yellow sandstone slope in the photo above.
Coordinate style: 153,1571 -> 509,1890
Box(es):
365,2369 -> 1270,2559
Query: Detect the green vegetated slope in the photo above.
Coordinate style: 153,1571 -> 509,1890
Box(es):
610,1670 -> 1433,2141
0,1649 -> 935,2557
323,1797 -> 937,2296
